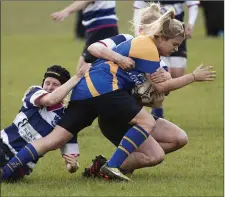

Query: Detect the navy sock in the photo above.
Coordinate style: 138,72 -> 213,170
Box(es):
107,125 -> 149,168
151,107 -> 164,118
2,143 -> 39,180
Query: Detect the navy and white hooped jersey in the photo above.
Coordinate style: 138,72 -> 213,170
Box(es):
1,86 -> 79,169
134,1 -> 200,22
82,0 -> 118,33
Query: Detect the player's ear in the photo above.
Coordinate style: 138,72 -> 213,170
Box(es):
156,35 -> 165,43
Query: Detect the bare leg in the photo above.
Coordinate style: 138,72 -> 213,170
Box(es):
32,126 -> 73,155
151,118 -> 188,154
121,135 -> 165,170
120,118 -> 187,171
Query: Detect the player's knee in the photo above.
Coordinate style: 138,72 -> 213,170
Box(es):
176,132 -> 188,148
143,151 -> 165,167
140,120 -> 156,134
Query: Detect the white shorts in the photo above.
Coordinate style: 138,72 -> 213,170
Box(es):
160,56 -> 187,68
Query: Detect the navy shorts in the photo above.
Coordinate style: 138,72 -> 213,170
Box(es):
82,26 -> 119,63
98,115 -> 159,146
58,89 -> 142,136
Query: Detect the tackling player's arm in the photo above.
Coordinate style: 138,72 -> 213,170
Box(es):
60,138 -> 80,173
36,73 -> 83,107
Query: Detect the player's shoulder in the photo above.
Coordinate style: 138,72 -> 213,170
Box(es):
130,36 -> 159,61
119,34 -> 134,40
23,85 -> 43,96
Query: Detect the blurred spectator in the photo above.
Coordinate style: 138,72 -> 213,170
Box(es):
201,1 -> 224,37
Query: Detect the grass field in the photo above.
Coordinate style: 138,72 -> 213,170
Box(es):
1,1 -> 224,196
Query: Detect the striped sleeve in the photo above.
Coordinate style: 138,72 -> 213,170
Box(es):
22,86 -> 48,108
98,34 -> 134,49
60,137 -> 80,155
160,60 -> 168,72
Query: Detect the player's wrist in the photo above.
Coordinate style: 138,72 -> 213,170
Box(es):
191,73 -> 196,82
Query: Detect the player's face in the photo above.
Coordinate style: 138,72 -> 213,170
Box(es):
157,36 -> 184,56
43,77 -> 61,93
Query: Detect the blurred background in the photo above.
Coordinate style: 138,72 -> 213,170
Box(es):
1,1 -> 224,196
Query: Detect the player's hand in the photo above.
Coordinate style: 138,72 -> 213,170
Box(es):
185,23 -> 194,39
192,64 -> 216,82
115,56 -> 135,71
51,10 -> 69,21
149,91 -> 165,108
150,68 -> 172,83
63,154 -> 79,173
77,63 -> 91,77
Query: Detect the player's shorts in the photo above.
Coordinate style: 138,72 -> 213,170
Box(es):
58,89 -> 142,136
0,139 -> 31,181
82,26 -> 119,63
98,115 -> 159,146
161,56 -> 187,68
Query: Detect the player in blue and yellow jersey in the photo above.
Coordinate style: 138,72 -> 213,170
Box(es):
1,6 -> 215,182
81,3 -> 215,178
0,65 -> 82,181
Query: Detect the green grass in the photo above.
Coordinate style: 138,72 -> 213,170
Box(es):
1,1 -> 224,196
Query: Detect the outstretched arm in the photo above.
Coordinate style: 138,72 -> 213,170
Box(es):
51,1 -> 94,21
36,70 -> 84,107
60,137 -> 80,173
150,65 -> 216,93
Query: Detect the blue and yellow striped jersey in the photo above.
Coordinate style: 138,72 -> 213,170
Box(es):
71,35 -> 161,100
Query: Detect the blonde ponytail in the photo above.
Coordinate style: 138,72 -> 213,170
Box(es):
140,7 -> 176,37
131,2 -> 162,34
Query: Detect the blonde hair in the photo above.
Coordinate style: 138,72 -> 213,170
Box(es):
132,2 -> 185,39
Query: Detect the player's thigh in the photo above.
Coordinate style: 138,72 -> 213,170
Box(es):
98,117 -> 132,146
58,100 -> 98,136
151,118 -> 188,143
96,89 -> 143,126
98,114 -> 159,147
130,107 -> 156,133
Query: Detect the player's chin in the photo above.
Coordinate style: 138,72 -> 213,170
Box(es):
161,51 -> 171,57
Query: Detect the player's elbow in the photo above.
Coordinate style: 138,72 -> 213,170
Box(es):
38,96 -> 58,107
87,43 -> 104,58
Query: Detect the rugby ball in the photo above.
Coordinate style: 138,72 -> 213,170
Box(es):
132,80 -> 156,106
